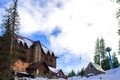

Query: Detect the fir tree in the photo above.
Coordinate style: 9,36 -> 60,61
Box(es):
116,0 -> 120,55
94,38 -> 100,65
93,37 -> 113,70
68,70 -> 76,77
79,67 -> 85,77
118,39 -> 120,55
0,0 -> 20,79
76,70 -> 80,76
99,38 -> 106,60
101,56 -> 110,70
112,52 -> 119,68
94,37 -> 106,66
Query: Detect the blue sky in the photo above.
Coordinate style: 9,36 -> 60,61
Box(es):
0,0 -> 120,74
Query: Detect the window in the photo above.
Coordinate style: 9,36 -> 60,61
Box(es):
89,64 -> 93,69
57,73 -> 60,76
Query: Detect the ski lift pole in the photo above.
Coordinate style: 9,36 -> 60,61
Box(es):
108,51 -> 114,69
106,47 -> 114,69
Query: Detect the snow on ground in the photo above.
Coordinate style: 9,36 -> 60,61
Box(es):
68,67 -> 120,80
19,77 -> 66,80
19,67 -> 120,80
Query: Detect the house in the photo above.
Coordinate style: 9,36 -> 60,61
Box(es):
12,35 -> 66,79
84,62 -> 105,77
49,67 -> 67,79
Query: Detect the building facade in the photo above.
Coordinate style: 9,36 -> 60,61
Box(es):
12,35 -> 66,79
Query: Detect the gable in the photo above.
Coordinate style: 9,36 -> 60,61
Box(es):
85,62 -> 105,73
57,70 -> 65,76
91,63 -> 105,72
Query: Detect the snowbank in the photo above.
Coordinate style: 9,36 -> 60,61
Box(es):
68,67 -> 120,80
19,67 -> 120,80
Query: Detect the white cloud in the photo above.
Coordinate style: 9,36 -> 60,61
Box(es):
48,0 -> 119,56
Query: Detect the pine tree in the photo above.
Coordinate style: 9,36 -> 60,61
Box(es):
0,0 -> 20,79
94,38 -> 100,65
99,38 -> 106,60
76,70 -> 80,76
94,38 -> 106,66
68,70 -> 76,77
93,37 -> 113,70
112,52 -> 119,68
79,68 -> 85,77
118,39 -> 120,55
101,56 -> 110,70
116,0 -> 120,55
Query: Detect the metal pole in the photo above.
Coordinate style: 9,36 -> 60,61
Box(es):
108,51 -> 114,69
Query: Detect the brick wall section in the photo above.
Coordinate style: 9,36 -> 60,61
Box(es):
13,59 -> 29,72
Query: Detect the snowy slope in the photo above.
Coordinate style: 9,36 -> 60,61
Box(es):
19,67 -> 120,80
19,77 -> 66,80
68,67 -> 120,80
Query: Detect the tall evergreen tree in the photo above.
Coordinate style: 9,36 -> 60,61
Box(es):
94,37 -> 106,66
94,38 -> 100,65
99,38 -> 106,60
112,52 -> 119,68
116,0 -> 120,55
76,70 -> 80,76
118,39 -> 120,55
101,56 -> 110,70
0,0 -> 20,79
79,67 -> 85,77
76,68 -> 85,77
93,37 -> 113,70
68,70 -> 76,77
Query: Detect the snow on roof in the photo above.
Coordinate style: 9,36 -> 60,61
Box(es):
41,45 -> 53,55
48,66 -> 60,73
91,62 -> 105,72
18,37 -> 33,48
41,45 -> 48,54
17,72 -> 29,74
17,35 -> 55,56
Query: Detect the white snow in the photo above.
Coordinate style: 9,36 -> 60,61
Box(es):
41,45 -> 53,55
41,45 -> 49,54
68,67 -> 120,80
19,67 -> 120,80
48,66 -> 60,73
19,77 -> 66,80
18,38 -> 33,48
90,62 -> 105,72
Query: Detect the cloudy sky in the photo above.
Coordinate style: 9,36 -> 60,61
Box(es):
0,0 -> 120,74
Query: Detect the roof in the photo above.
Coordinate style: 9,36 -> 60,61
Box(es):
90,62 -> 105,72
26,61 -> 49,70
16,35 -> 56,57
48,66 -> 60,73
41,45 -> 53,55
17,35 -> 33,48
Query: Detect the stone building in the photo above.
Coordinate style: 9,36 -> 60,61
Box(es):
12,35 -> 66,79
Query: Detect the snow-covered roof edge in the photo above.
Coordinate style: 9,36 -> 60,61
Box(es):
17,35 -> 34,48
90,62 -> 105,72
48,66 -> 60,73
17,35 -> 57,57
